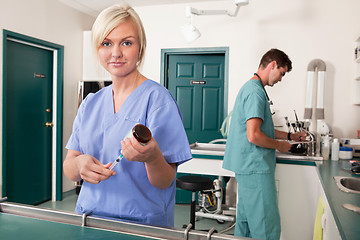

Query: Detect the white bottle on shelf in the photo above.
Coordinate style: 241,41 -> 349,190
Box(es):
321,135 -> 331,160
331,138 -> 339,161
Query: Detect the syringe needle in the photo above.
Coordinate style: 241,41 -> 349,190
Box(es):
109,153 -> 123,170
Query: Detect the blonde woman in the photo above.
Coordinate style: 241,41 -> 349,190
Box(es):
64,4 -> 191,227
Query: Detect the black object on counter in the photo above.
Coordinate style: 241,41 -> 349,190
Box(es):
290,143 -> 307,154
351,165 -> 360,174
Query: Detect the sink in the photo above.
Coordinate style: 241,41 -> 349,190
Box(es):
275,152 -> 323,161
334,176 -> 360,194
190,142 -> 226,156
189,143 -> 324,161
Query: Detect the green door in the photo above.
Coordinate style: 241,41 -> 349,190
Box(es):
4,39 -> 53,204
168,54 -> 225,144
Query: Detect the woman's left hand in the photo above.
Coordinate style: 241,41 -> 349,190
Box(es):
120,136 -> 161,163
121,135 -> 176,189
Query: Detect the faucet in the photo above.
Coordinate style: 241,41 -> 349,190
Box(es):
284,115 -> 317,156
303,130 -> 316,156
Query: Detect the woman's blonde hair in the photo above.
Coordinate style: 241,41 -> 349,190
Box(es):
92,4 -> 146,66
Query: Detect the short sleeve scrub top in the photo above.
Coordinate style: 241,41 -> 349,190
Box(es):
223,79 -> 276,174
66,80 -> 192,227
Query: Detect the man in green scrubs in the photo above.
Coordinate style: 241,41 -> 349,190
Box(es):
223,49 -> 305,240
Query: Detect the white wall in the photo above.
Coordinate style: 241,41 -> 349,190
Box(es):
0,0 -> 95,193
135,0 -> 360,139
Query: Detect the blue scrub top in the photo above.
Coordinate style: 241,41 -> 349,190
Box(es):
222,79 -> 276,174
66,80 -> 192,227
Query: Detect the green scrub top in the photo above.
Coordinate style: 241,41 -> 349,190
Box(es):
223,79 -> 276,174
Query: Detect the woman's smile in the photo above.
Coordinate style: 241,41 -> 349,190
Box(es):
109,61 -> 126,67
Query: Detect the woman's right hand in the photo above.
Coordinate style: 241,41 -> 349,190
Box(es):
77,154 -> 115,184
64,150 -> 115,184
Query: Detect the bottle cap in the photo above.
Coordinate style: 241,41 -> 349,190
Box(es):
339,147 -> 353,152
132,124 -> 152,144
333,138 -> 338,142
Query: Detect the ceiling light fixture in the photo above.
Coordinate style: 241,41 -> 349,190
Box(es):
181,0 -> 249,43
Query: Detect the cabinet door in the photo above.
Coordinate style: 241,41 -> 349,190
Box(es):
320,187 -> 341,240
275,164 -> 321,240
275,164 -> 341,240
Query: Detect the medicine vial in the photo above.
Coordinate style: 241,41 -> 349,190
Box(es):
125,124 -> 152,145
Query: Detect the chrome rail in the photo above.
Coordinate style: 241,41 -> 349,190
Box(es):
0,202 -> 251,240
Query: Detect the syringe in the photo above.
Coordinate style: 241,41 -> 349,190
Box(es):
108,124 -> 152,171
109,153 -> 124,170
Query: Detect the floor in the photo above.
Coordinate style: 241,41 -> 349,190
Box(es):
38,190 -> 235,235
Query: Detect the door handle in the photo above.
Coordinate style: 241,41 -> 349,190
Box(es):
45,122 -> 54,127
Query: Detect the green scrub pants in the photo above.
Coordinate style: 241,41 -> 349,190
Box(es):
235,173 -> 281,240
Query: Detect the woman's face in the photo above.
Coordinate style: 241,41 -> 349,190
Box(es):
98,20 -> 140,79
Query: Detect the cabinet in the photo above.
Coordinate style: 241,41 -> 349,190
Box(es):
275,164 -> 340,240
275,164 -> 320,239
353,37 -> 360,104
319,181 -> 342,240
82,31 -> 110,81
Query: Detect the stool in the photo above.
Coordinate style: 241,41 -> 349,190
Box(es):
176,175 -> 213,230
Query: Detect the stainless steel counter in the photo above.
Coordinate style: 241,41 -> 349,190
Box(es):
189,142 -> 323,161
275,152 -> 323,161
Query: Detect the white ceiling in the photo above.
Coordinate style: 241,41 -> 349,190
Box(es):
58,0 -> 222,17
